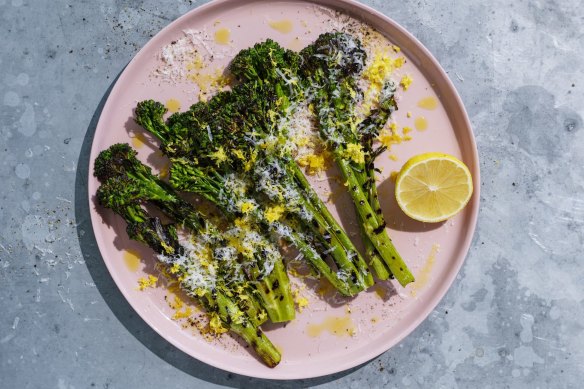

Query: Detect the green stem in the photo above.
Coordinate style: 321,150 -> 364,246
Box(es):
215,289 -> 281,367
336,156 -> 414,286
171,161 -> 360,296
235,286 -> 269,327
293,191 -> 367,294
284,228 -> 354,296
357,213 -> 390,280
255,261 -> 295,323
289,162 -> 374,288
351,164 -> 392,280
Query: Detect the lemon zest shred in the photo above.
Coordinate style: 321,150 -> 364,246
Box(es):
344,143 -> 365,164
244,150 -> 257,172
137,275 -> 158,291
394,57 -> 405,68
234,217 -> 249,229
232,149 -> 245,160
209,146 -> 228,165
378,121 -> 413,151
264,205 -> 286,223
400,74 -> 413,91
239,201 -> 256,214
169,263 -> 181,274
172,306 -> 193,320
297,153 -> 327,175
209,313 -> 229,334
292,288 -> 309,313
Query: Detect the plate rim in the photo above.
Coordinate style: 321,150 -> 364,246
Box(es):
88,0 -> 480,380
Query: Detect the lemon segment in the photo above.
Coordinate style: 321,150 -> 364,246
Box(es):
395,152 -> 473,223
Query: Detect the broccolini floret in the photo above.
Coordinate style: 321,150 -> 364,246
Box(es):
95,143 -> 295,325
135,40 -> 374,295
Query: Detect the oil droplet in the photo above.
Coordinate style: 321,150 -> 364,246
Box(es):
159,162 -> 170,179
166,98 -> 181,113
287,37 -> 304,51
389,171 -> 399,183
269,19 -> 293,34
307,315 -> 355,337
373,284 -> 389,300
316,278 -> 336,298
214,28 -> 230,45
371,316 -> 379,324
414,116 -> 428,131
131,132 -> 148,149
124,250 -> 141,272
417,96 -> 438,110
410,243 -> 440,297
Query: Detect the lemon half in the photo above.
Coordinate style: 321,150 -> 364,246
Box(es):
395,152 -> 473,223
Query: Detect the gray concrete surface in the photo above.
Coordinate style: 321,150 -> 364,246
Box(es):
1,0 -> 583,388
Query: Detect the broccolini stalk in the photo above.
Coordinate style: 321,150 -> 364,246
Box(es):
95,144 -> 294,323
231,42 -> 372,288
352,81 -> 400,280
229,41 -> 374,289
300,32 -> 414,286
170,157 -> 356,296
252,155 -> 372,293
136,83 -> 372,294
95,180 -> 281,367
95,173 -> 266,327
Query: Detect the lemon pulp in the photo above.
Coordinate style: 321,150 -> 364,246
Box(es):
395,152 -> 473,223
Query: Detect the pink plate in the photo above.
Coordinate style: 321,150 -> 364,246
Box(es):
88,0 -> 479,380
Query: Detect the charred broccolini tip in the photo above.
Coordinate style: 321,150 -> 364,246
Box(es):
96,176 -> 181,259
299,32 -> 367,79
96,176 -> 146,223
134,100 -> 169,141
94,143 -> 139,182
229,38 -> 301,85
94,143 -> 205,232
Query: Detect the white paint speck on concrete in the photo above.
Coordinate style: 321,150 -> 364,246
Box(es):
4,91 -> 20,107
18,102 -> 36,137
16,73 -> 29,86
15,163 -> 30,179
520,313 -> 534,343
514,345 -> 544,368
21,215 -> 49,251
118,7 -> 141,30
